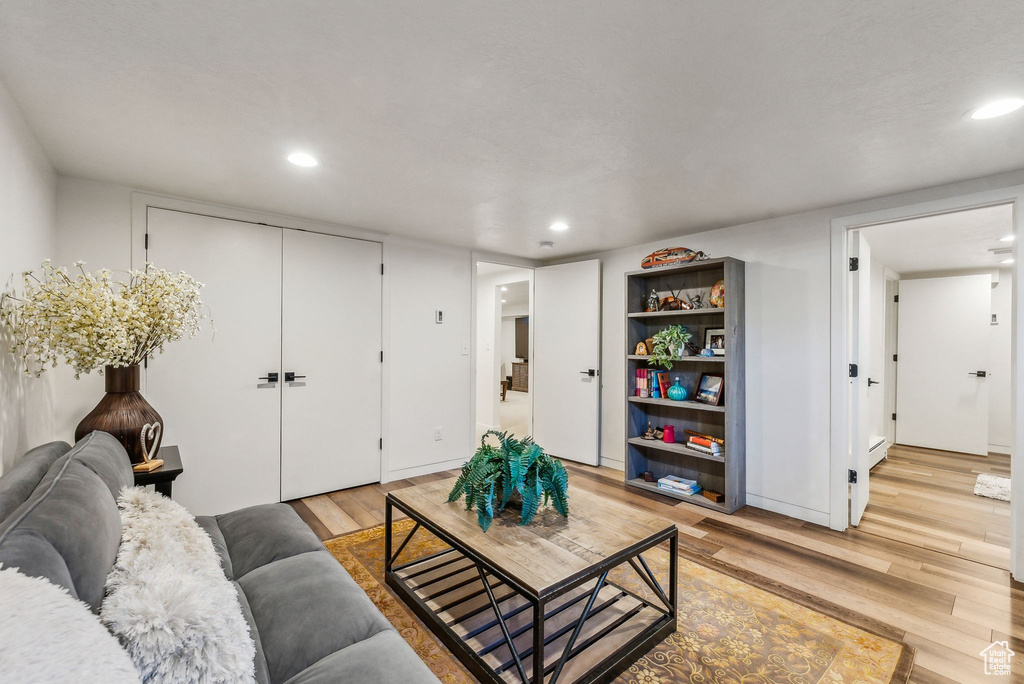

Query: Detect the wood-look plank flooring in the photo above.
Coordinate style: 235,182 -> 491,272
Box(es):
861,445 -> 1011,570
291,454 -> 1021,683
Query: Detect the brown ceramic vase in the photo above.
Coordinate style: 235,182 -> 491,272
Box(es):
74,365 -> 163,464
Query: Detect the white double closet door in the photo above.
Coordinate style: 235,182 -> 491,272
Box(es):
146,208 -> 382,515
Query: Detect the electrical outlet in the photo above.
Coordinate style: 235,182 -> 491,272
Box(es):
434,427 -> 443,441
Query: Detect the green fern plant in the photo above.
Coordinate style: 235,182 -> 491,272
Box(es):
447,430 -> 569,532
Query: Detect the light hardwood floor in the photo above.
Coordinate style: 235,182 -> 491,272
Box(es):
291,447 -> 1020,683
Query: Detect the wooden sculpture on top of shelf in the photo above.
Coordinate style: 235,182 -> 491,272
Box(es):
640,246 -> 710,270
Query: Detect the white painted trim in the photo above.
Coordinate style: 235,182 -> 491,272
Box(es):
829,185 -> 1024,580
469,251 -> 541,446
990,444 -> 1012,455
746,494 -> 831,527
387,457 -> 469,481
601,458 -> 625,472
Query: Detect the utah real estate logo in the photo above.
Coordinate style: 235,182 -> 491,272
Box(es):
981,641 -> 1015,676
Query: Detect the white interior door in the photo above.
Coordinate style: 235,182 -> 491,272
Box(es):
280,231 -> 382,500
849,231 -> 871,526
896,274 -> 991,455
532,260 -> 601,465
146,208 -> 282,515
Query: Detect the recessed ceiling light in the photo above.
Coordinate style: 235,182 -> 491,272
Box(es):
1001,235 -> 1015,242
1001,258 -> 1015,265
501,299 -> 507,303
968,98 -> 1024,120
501,286 -> 508,291
539,241 -> 554,249
287,151 -> 319,167
549,222 -> 569,232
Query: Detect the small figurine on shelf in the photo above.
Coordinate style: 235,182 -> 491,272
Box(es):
688,292 -> 706,309
641,422 -> 656,440
646,289 -> 660,312
710,279 -> 725,308
635,341 -> 648,355
642,470 -> 656,482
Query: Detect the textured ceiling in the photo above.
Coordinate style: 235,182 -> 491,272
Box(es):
860,203 -> 1013,274
1,1 -> 1023,258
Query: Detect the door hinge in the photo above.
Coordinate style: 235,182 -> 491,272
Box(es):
379,437 -> 383,450
380,350 -> 383,363
848,469 -> 858,484
380,263 -> 384,275
893,294 -> 899,303
892,412 -> 897,421
144,233 -> 149,250
892,354 -> 897,362
849,363 -> 858,378
849,257 -> 859,271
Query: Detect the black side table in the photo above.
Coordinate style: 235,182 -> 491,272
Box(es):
132,445 -> 183,498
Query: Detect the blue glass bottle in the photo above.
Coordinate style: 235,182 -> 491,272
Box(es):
667,378 -> 687,401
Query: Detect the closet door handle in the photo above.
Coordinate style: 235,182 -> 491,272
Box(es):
285,372 -> 307,382
968,371 -> 987,377
258,372 -> 279,383
867,378 -> 880,386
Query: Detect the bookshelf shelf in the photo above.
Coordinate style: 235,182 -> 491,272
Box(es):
627,396 -> 726,413
626,437 -> 725,463
624,478 -> 730,512
627,309 -> 724,319
627,354 -> 725,363
624,257 -> 745,514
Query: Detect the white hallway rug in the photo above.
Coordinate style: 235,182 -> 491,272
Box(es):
974,473 -> 1011,502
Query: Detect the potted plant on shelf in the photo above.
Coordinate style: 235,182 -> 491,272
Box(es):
648,325 -> 693,369
0,260 -> 207,465
447,431 -> 569,532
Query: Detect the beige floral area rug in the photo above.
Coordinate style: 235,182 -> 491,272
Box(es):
325,520 -> 914,684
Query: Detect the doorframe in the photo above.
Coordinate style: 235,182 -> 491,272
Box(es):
130,192 -> 391,485
882,272 -> 899,446
469,252 -> 541,447
828,185 -> 1024,579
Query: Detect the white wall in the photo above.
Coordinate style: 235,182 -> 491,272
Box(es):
387,237 -> 474,477
500,318 -> 516,379
866,253 -> 893,442
0,79 -> 57,475
557,169 -> 1024,526
50,177 -> 477,482
474,266 -> 532,431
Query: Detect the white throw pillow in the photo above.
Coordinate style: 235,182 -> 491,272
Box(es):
0,565 -> 141,684
102,487 -> 256,684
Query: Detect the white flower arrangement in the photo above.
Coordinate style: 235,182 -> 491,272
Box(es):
0,260 -> 208,378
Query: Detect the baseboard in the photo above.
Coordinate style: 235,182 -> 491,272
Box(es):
989,444 -> 1011,455
386,457 -> 467,483
745,493 -> 831,527
600,458 -> 625,471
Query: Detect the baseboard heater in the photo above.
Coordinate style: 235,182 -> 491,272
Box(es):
868,436 -> 888,469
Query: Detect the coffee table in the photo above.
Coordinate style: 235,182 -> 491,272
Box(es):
385,478 -> 677,684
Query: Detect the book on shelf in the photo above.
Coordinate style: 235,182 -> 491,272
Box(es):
684,429 -> 725,446
657,475 -> 702,496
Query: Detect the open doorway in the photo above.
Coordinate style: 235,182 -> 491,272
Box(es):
847,203 -> 1014,569
475,262 -> 534,440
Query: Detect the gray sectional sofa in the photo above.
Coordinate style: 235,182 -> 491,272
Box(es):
0,431 -> 439,683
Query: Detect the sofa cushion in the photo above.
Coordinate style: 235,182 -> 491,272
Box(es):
238,550 -> 393,684
0,432 -> 132,611
235,582 -> 271,684
216,503 -> 323,579
0,441 -> 70,522
282,630 -> 439,684
196,515 -> 233,579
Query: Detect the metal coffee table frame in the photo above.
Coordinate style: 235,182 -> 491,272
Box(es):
384,496 -> 678,684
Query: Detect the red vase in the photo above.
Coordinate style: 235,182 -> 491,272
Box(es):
74,365 -> 163,464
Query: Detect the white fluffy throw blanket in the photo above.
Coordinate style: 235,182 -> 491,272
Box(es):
102,487 -> 256,684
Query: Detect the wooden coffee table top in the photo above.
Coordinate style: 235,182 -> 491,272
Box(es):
388,477 -> 676,597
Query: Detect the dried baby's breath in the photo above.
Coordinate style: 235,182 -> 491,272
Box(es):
0,261 -> 207,378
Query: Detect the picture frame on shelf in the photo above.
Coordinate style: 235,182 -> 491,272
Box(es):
694,372 -> 725,406
704,327 -> 726,356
